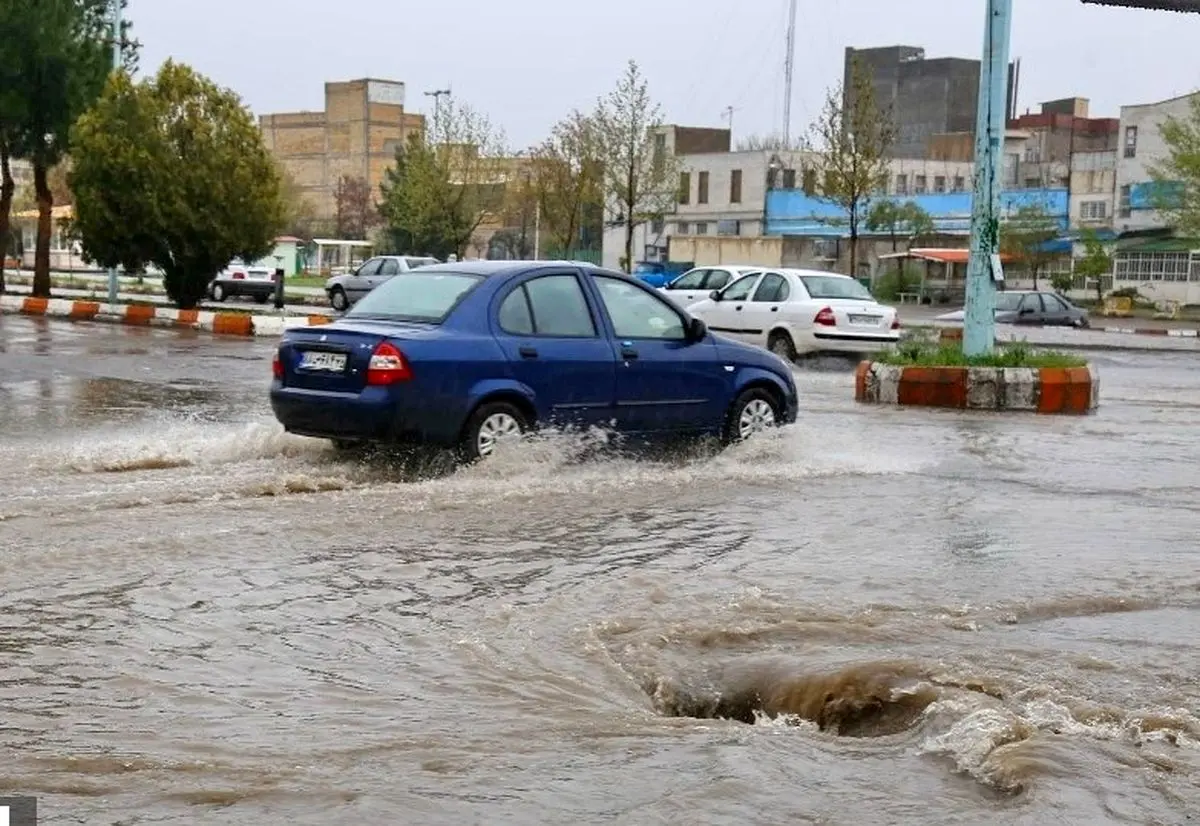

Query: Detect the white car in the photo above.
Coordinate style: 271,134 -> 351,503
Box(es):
687,268 -> 900,360
658,265 -> 762,309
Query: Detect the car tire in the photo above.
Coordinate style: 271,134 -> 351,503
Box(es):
330,287 -> 348,312
211,283 -> 227,302
331,439 -> 361,452
722,387 -> 782,445
459,401 -> 529,463
767,330 -> 797,363
254,293 -> 269,305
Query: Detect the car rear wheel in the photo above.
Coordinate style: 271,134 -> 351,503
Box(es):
211,283 -> 227,302
768,330 -> 797,363
254,293 -> 269,304
722,387 -> 782,445
330,287 -> 348,311
459,401 -> 528,462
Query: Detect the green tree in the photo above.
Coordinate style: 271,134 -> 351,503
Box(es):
1074,228 -> 1114,304
528,109 -> 603,255
69,61 -> 284,308
1148,93 -> 1200,233
865,200 -> 934,251
810,57 -> 896,279
1,0 -> 135,297
594,60 -> 679,272
1000,203 -> 1062,290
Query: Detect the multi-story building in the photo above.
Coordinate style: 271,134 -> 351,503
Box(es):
259,78 -> 424,223
845,45 -> 1017,159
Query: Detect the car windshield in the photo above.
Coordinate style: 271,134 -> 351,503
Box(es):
800,275 -> 873,300
405,257 -> 438,269
347,271 -> 484,323
994,292 -> 1024,312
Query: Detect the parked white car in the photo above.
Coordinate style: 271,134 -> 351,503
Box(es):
658,265 -> 763,309
687,268 -> 900,360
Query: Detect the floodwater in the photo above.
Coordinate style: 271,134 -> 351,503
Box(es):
1,314 -> 1198,825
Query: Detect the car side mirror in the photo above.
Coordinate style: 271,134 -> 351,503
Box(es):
709,290 -> 722,301
686,317 -> 707,342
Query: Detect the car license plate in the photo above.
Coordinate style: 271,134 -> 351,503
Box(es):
849,314 -> 881,324
298,350 -> 347,372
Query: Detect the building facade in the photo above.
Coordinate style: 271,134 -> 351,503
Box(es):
260,79 -> 424,223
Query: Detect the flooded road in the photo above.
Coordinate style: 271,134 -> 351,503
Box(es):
1,314 -> 1198,825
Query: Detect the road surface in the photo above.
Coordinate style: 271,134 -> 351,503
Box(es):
1,315 -> 1197,825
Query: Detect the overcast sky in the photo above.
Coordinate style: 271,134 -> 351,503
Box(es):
127,0 -> 1200,149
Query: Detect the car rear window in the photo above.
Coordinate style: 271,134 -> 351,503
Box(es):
405,257 -> 439,269
347,271 -> 484,323
800,275 -> 873,301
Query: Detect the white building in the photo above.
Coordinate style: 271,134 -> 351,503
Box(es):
1070,149 -> 1117,230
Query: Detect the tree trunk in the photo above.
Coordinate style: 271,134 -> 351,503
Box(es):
848,206 -> 859,279
623,218 -> 633,274
1095,273 -> 1104,306
0,141 -> 14,295
1031,266 -> 1039,290
32,160 -> 53,298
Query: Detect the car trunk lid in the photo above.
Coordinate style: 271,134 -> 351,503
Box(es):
820,299 -> 897,332
277,320 -> 439,393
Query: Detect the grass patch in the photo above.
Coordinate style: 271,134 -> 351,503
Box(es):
876,340 -> 1087,369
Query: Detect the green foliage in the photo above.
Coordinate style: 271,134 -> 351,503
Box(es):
810,56 -> 896,277
1149,94 -> 1200,235
872,265 -> 916,302
1073,228 -> 1114,304
1000,203 -> 1062,288
865,200 -> 934,251
69,61 -> 284,309
528,109 -> 603,255
877,340 -> 1086,368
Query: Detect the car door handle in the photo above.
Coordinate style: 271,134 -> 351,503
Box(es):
771,306 -> 779,312
734,305 -> 743,311
519,346 -> 538,359
620,346 -> 638,360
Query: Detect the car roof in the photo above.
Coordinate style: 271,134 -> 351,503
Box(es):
406,260 -> 631,279
776,268 -> 857,278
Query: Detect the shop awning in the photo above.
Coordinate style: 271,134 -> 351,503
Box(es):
877,248 -> 1014,265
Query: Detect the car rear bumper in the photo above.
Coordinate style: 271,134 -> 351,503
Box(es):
270,384 -> 461,446
810,331 -> 900,353
214,280 -> 276,296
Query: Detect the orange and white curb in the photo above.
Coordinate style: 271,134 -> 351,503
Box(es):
0,294 -> 330,337
855,361 -> 1099,414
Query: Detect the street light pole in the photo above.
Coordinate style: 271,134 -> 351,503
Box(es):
106,0 -> 121,308
962,0 -> 1013,357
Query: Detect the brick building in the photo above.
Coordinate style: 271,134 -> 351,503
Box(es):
259,79 -> 424,222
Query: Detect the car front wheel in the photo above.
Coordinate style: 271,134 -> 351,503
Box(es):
211,283 -> 227,302
722,387 -> 782,445
459,401 -> 529,462
768,330 -> 797,363
329,287 -> 348,311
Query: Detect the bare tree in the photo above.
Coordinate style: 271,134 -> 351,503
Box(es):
333,175 -> 375,240
594,60 -> 679,272
736,133 -> 808,152
529,110 -> 603,254
810,57 -> 895,278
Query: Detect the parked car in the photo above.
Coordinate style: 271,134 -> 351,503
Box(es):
271,261 -> 799,461
324,255 -> 440,311
935,290 -> 1091,328
659,265 -> 763,309
631,260 -> 693,288
208,260 -> 278,303
686,268 -> 900,361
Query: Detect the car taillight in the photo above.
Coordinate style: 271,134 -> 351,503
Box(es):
366,341 -> 412,385
272,351 -> 283,379
233,271 -> 245,280
892,316 -> 901,330
814,307 -> 837,327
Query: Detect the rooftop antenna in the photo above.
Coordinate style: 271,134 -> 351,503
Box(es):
721,105 -> 739,136
424,87 -> 452,134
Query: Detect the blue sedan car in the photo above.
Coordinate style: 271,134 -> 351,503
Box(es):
270,261 -> 799,461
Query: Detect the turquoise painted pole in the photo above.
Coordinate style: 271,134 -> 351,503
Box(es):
106,0 -> 121,308
963,0 -> 1013,357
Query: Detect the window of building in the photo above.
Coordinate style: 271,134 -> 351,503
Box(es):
953,176 -> 966,192
694,222 -> 709,235
717,219 -> 741,236
914,175 -> 927,194
895,174 -> 908,195
1119,184 -> 1132,218
730,169 -> 743,204
1114,251 -> 1195,283
653,133 -> 666,175
1124,126 -> 1138,159
802,168 -> 817,194
697,171 -> 710,204
675,222 -> 689,235
678,172 -> 690,204
1080,201 -> 1108,221
650,218 -> 665,236
782,168 -> 797,189
934,176 -> 946,194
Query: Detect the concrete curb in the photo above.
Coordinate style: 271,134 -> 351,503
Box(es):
0,294 -> 332,337
854,360 -> 1099,414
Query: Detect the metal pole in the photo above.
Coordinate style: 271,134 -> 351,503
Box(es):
534,199 -> 540,259
106,0 -> 121,308
962,0 -> 1013,357
782,0 -> 797,145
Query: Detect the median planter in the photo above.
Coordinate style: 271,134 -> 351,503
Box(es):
854,343 -> 1098,414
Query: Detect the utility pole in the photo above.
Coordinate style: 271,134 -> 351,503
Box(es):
106,0 -> 122,308
962,0 -> 1013,357
782,0 -> 797,145
424,88 -> 451,140
721,105 -> 737,136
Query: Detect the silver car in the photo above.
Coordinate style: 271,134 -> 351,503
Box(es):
325,255 -> 440,311
658,265 -> 763,309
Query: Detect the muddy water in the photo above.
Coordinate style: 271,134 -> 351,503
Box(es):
1,316 -> 1198,825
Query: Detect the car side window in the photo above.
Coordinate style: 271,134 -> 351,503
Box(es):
670,269 -> 708,290
752,272 -> 789,303
523,275 -> 597,337
378,259 -> 400,276
497,287 -> 535,335
705,270 -> 733,290
721,274 -> 760,302
594,276 -> 686,340
356,258 -> 382,277
1021,293 -> 1043,312
1041,293 -> 1067,312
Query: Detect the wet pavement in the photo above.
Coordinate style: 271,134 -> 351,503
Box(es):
1,314 -> 1198,825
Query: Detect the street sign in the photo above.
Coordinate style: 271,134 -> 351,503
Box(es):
1081,0 -> 1200,10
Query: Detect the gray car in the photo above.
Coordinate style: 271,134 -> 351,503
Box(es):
936,290 -> 1091,328
324,255 -> 440,311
